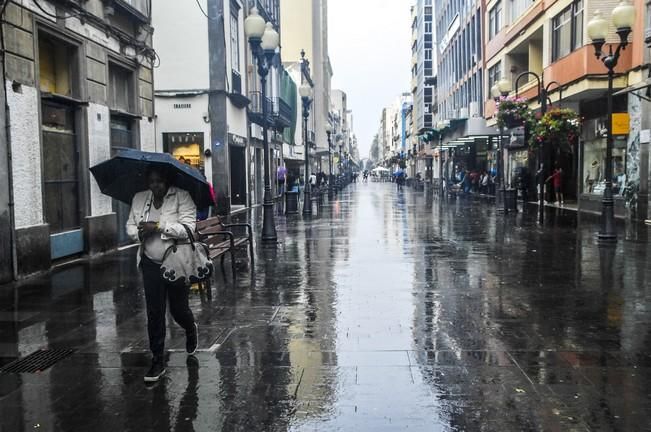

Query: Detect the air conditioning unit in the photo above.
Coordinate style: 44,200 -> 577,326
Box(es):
458,107 -> 469,119
469,102 -> 479,118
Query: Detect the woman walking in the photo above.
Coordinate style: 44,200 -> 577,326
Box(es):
127,167 -> 199,382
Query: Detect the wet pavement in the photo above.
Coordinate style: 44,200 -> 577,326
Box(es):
1,183 -> 651,431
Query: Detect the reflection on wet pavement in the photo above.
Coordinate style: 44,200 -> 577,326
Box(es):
1,184 -> 650,431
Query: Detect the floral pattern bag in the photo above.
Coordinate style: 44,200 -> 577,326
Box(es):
160,225 -> 213,285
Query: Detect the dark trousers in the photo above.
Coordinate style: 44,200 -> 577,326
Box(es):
141,256 -> 195,360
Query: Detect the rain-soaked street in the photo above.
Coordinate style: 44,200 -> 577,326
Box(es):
1,183 -> 651,432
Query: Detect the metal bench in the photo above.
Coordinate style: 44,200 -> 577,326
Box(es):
195,217 -> 254,299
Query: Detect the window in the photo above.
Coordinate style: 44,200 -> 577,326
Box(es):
39,35 -> 76,97
509,0 -> 534,23
552,0 -> 583,61
230,5 -> 240,72
488,62 -> 501,92
108,63 -> 134,112
425,49 -> 432,60
425,22 -> 432,33
489,2 -> 502,39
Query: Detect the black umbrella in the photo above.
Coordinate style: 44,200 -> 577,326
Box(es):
90,149 -> 214,208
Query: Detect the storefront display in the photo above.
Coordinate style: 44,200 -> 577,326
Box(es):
582,136 -> 626,196
163,132 -> 205,170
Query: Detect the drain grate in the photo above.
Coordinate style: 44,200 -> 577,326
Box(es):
0,349 -> 74,373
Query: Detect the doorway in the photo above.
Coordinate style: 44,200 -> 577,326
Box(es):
230,146 -> 247,206
42,101 -> 83,259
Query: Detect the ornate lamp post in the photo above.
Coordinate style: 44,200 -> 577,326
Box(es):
245,8 -> 279,243
515,72 -> 562,225
326,126 -> 335,198
298,52 -> 314,215
491,77 -> 512,213
588,1 -> 635,242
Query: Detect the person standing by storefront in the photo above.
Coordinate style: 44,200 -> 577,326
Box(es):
126,167 -> 199,383
546,166 -> 564,206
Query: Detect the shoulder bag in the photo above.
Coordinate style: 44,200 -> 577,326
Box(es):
160,224 -> 213,285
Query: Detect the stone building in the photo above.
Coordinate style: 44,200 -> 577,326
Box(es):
0,0 -> 155,280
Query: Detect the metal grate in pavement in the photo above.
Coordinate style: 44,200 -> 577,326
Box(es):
0,349 -> 74,373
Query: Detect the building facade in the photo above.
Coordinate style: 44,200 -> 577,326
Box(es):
280,0 -> 332,173
1,0 -> 155,279
412,0 -> 436,134
435,0 -> 497,185
484,0 -> 650,218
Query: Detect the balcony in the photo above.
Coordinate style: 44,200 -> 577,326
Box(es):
273,97 -> 293,130
248,91 -> 273,127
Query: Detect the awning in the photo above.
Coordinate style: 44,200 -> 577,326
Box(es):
613,77 -> 651,102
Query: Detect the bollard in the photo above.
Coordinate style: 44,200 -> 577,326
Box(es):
285,191 -> 299,214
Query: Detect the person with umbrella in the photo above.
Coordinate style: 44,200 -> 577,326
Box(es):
91,150 -> 214,383
127,166 -> 198,382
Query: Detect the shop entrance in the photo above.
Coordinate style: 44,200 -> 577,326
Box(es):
230,146 -> 247,206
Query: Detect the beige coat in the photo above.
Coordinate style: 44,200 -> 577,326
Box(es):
126,186 -> 197,267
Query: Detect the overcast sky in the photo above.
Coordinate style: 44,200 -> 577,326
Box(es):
328,0 -> 412,159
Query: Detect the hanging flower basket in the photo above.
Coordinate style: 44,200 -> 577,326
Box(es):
529,108 -> 581,152
495,96 -> 534,129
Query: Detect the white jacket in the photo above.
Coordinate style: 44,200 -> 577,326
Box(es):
126,186 -> 197,267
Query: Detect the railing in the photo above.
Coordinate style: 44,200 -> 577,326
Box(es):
232,70 -> 242,95
273,97 -> 292,129
248,91 -> 273,127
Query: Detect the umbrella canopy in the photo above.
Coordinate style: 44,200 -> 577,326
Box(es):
90,149 -> 214,208
372,166 -> 390,173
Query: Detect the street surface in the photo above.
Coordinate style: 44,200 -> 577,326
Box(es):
1,183 -> 650,431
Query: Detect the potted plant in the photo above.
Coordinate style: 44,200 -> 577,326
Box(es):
495,96 -> 533,129
529,108 -> 581,152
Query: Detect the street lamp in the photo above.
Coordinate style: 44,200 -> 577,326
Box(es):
299,51 -> 314,216
245,8 -> 280,242
326,125 -> 335,198
515,72 -> 563,225
491,77 -> 511,213
588,1 -> 635,242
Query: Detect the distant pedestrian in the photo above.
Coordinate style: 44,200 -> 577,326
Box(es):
277,165 -> 287,196
126,166 -> 199,383
546,166 -> 564,205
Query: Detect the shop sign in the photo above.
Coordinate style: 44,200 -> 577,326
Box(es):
228,133 -> 247,147
612,113 -> 630,135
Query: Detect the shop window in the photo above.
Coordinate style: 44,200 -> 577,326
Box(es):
39,35 -> 77,97
583,133 -> 627,196
163,133 -> 205,170
552,0 -> 583,61
109,63 -> 135,113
